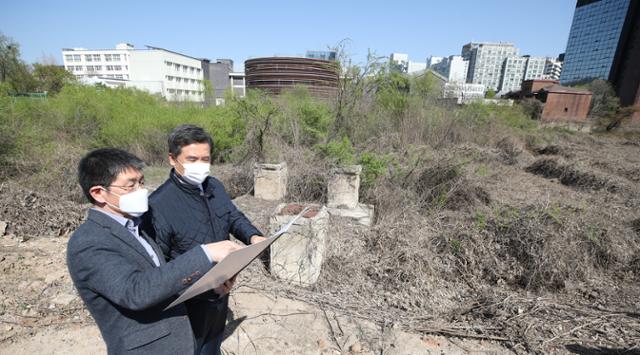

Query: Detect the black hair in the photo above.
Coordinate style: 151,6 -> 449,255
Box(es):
168,124 -> 213,157
78,148 -> 145,204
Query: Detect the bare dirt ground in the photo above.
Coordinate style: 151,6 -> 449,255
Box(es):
1,130 -> 640,354
0,207 -> 509,355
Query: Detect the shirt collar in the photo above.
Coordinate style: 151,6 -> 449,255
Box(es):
91,208 -> 139,227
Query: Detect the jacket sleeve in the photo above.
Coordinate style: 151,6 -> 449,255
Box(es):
227,200 -> 263,245
67,233 -> 212,311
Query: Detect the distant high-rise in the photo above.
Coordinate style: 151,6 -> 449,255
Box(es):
523,56 -> 547,81
543,57 -> 563,80
498,56 -> 527,94
427,56 -> 444,68
560,0 -> 640,121
432,55 -> 469,83
560,0 -> 631,84
389,53 -> 426,74
462,42 -> 519,91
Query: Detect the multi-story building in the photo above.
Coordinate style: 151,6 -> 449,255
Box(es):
560,0 -> 632,84
498,56 -> 527,94
389,53 -> 426,74
560,0 -> 640,122
390,53 -> 409,72
427,56 -> 444,68
61,43 -> 204,102
462,42 -> 519,91
201,59 -> 245,105
543,57 -> 563,80
523,56 -> 547,81
443,82 -> 486,104
407,61 -> 427,74
432,55 -> 469,83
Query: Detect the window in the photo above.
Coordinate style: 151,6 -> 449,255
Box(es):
93,54 -> 101,61
87,65 -> 94,71
66,66 -> 74,71
94,65 -> 102,70
112,54 -> 121,61
75,66 -> 83,71
115,74 -> 123,79
190,67 -> 194,74
65,55 -> 73,62
167,76 -> 174,81
73,55 -> 81,61
113,65 -> 122,71
105,54 -> 113,62
183,66 -> 187,73
106,65 -> 114,71
85,55 -> 93,62
174,64 -> 180,70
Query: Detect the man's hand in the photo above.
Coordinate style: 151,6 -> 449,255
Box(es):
250,235 -> 266,244
214,276 -> 236,296
204,240 -> 242,263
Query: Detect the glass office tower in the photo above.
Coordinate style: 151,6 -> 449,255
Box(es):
560,0 -> 631,84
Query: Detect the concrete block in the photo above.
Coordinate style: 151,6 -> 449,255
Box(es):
254,162 -> 287,201
269,203 -> 328,286
327,203 -> 375,227
327,165 -> 361,209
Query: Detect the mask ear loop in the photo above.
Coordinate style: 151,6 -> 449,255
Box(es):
100,186 -> 121,211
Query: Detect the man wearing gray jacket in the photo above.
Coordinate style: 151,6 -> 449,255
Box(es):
67,148 -> 240,354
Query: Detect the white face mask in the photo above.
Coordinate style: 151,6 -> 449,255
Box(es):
104,188 -> 149,217
180,162 -> 210,185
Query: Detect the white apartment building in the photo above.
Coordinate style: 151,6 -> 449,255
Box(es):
390,53 -> 427,74
462,42 -> 519,91
61,43 -> 204,102
443,82 -> 486,104
390,53 -> 409,72
498,56 -> 527,94
543,58 -> 563,80
432,55 -> 469,83
407,61 -> 427,74
523,56 -> 546,81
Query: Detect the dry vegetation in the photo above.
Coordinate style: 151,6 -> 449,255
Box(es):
2,59 -> 640,353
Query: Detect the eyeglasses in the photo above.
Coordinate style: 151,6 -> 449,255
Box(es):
107,180 -> 145,192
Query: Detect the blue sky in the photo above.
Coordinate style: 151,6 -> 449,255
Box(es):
2,0 -> 577,71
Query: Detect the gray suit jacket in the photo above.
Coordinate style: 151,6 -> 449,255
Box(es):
67,209 -> 212,354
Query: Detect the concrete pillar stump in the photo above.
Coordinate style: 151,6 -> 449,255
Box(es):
254,162 -> 287,201
327,165 -> 361,209
269,203 -> 328,286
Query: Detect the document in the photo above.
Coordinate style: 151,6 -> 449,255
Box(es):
165,206 -> 310,310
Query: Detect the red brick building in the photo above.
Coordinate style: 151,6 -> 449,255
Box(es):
537,85 -> 592,123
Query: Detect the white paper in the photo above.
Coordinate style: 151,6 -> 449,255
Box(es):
165,206 -> 309,310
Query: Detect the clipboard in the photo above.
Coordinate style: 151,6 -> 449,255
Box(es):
165,206 -> 310,310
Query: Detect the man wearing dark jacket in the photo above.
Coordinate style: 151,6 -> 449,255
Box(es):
144,125 -> 265,355
67,148 -> 241,355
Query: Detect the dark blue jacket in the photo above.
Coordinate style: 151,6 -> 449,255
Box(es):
67,209 -> 212,354
144,169 -> 262,344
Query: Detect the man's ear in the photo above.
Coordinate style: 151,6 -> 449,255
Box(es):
168,153 -> 177,167
89,186 -> 107,204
